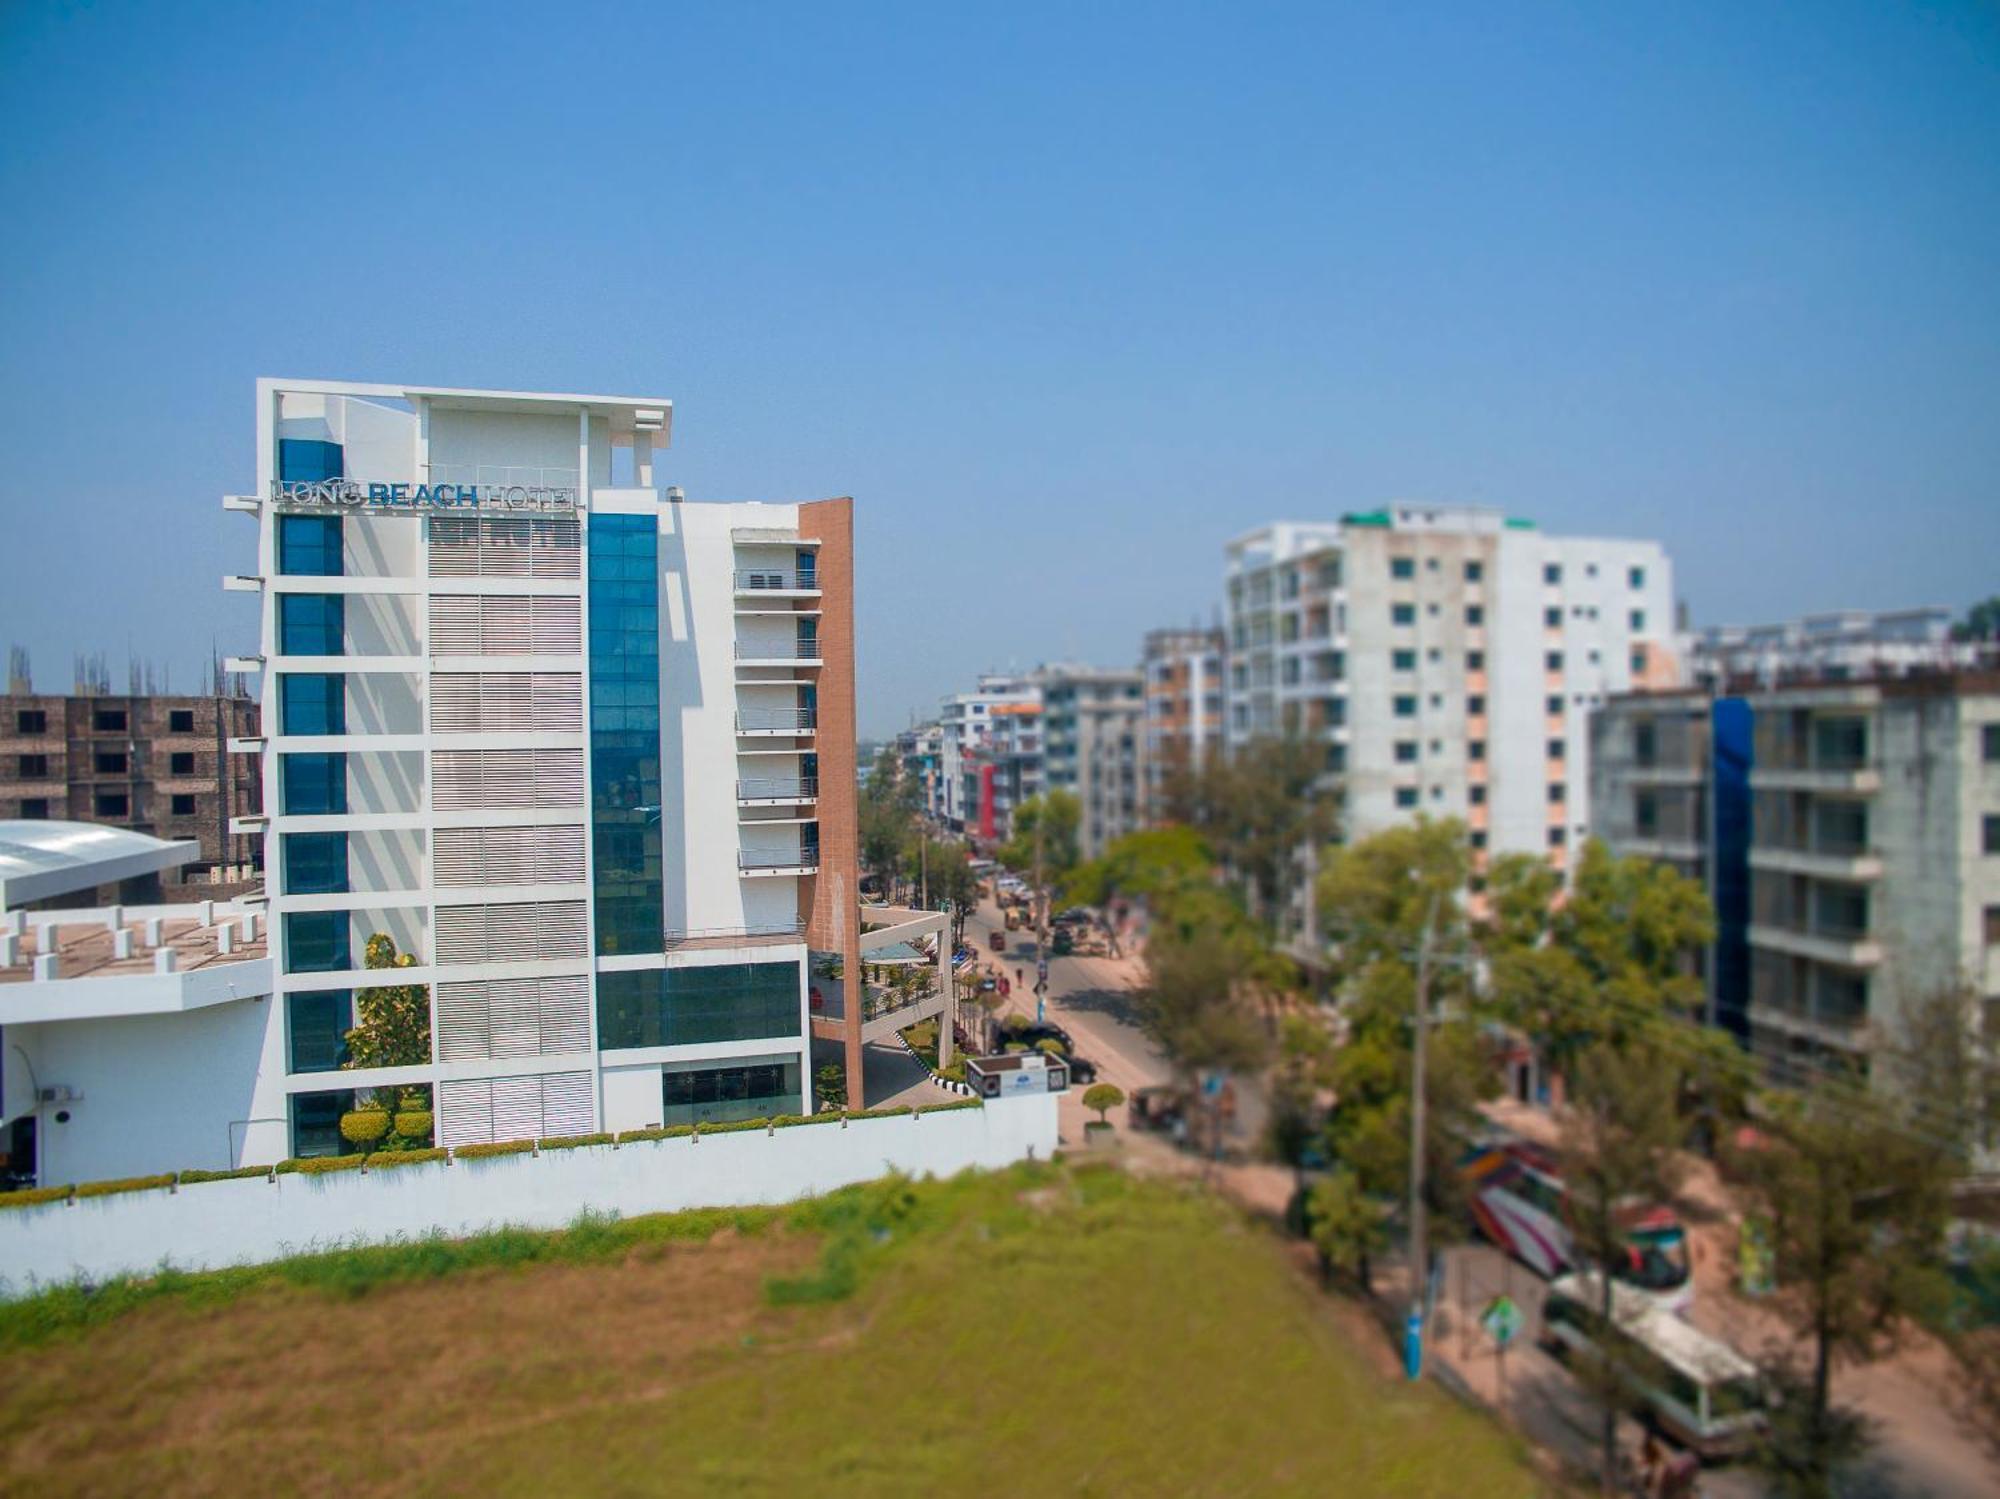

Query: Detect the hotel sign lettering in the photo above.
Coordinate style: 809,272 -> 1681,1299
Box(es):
270,479 -> 578,515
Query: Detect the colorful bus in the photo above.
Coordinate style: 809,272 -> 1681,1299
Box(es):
1462,1141 -> 1693,1312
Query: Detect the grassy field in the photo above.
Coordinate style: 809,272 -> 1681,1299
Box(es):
0,1162 -> 1548,1497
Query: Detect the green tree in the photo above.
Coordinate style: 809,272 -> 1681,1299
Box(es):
1559,1042 -> 1688,1491
997,791 -> 1081,889
1135,910 -> 1273,1082
1065,825 -> 1212,910
813,1063 -> 847,1112
1950,594 -> 2000,643
1166,735 -> 1338,931
1730,1084 -> 1955,1497
1306,1166 -> 1388,1291
345,932 -> 430,1072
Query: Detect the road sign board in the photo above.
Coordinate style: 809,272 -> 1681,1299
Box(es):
1480,1294 -> 1523,1349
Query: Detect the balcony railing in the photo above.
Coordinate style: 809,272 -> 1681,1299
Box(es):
734,570 -> 820,592
738,777 -> 819,800
736,709 -> 817,732
734,641 -> 823,659
661,920 -> 805,950
739,848 -> 820,871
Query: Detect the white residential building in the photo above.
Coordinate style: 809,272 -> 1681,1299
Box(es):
1224,504 -> 1677,874
936,673 -> 1037,831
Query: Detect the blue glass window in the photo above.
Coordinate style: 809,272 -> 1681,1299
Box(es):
661,1060 -> 801,1127
285,911 -> 351,973
287,990 -> 352,1073
589,514 -> 663,953
278,515 -> 344,577
281,752 -> 347,814
279,438 -> 345,483
282,674 -> 345,735
598,962 -> 801,1050
284,831 -> 349,895
290,1088 -> 357,1158
279,593 -> 345,656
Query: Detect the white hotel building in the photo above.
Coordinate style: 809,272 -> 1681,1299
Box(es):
0,376 -> 952,1184
1224,505 -> 1677,880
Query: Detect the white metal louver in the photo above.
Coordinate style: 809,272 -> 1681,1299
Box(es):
433,900 -> 588,965
431,749 -> 585,810
426,595 -> 583,658
437,1067 -> 597,1145
432,825 -> 585,887
428,518 -> 581,579
430,673 -> 582,733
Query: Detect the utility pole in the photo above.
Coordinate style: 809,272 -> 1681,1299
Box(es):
1033,803 -> 1047,1023
1405,893 -> 1439,1382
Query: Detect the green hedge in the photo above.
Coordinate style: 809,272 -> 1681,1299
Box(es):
453,1139 -> 535,1160
699,1117 -> 771,1135
914,1099 -> 982,1116
614,1125 -> 696,1144
177,1165 -> 273,1184
75,1174 -> 176,1201
276,1155 -> 367,1177
844,1105 -> 914,1121
770,1113 -> 845,1129
537,1132 -> 614,1152
0,1185 -> 73,1210
365,1148 -> 446,1170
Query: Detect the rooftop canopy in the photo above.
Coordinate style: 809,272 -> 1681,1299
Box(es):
0,821 -> 198,909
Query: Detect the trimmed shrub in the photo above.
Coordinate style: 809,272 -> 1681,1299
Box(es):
617,1124 -> 698,1143
276,1154 -> 366,1176
0,1185 -> 73,1210
365,1148 -> 446,1170
937,1060 -> 968,1084
770,1113 -> 844,1129
454,1139 -> 534,1160
178,1165 -> 274,1185
699,1117 -> 771,1135
75,1174 -> 176,1201
914,1099 -> 982,1116
339,1110 -> 391,1146
392,1110 -> 434,1141
1035,1038 -> 1066,1057
537,1132 -> 613,1152
1082,1082 -> 1126,1124
845,1105 -> 913,1121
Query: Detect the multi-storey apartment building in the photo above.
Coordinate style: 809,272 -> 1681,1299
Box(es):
1140,626 -> 1224,826
894,722 -> 942,815
937,673 -> 1036,831
0,689 -> 262,895
1691,607 -> 1985,691
1744,673 -> 2000,1091
1224,505 -> 1677,872
959,699 -> 1043,844
1038,664 -> 1143,861
1589,690 -> 1754,1039
225,377 -> 930,1158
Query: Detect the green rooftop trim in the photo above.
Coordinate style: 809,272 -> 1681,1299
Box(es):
1340,509 -> 1392,527
1504,516 -> 1537,529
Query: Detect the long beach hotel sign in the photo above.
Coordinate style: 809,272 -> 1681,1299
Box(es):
271,478 -> 577,515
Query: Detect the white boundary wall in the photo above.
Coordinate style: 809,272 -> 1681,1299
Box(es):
0,1094 -> 1056,1295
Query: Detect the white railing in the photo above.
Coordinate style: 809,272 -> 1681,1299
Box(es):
736,709 -> 817,732
660,920 -> 805,949
737,778 -> 819,800
734,641 -> 822,659
733,570 -> 820,592
738,849 -> 820,871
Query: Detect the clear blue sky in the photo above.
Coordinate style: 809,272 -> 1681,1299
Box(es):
2,2 -> 1995,737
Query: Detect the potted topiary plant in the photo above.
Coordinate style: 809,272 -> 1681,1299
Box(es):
1082,1083 -> 1125,1147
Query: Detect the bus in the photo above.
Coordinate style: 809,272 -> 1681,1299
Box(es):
1462,1141 -> 1693,1312
1540,1273 -> 1768,1462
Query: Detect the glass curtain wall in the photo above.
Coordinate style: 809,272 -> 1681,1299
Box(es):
588,514 -> 664,952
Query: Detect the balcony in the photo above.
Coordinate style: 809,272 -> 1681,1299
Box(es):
738,848 -> 820,877
731,527 -> 821,546
1748,922 -> 1884,968
733,570 -> 821,597
736,708 -> 817,736
1749,842 -> 1884,882
737,777 -> 818,805
735,641 -> 824,666
1750,760 -> 1881,794
661,919 -> 805,951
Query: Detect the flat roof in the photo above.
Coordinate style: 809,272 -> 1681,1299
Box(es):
0,822 -> 198,908
262,377 -> 675,443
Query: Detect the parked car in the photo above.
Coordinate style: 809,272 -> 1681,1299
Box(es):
1002,1020 -> 1073,1053
988,929 -> 1007,952
1128,1085 -> 1189,1133
1051,928 -> 1074,956
1063,1054 -> 1099,1084
1053,907 -> 1092,926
